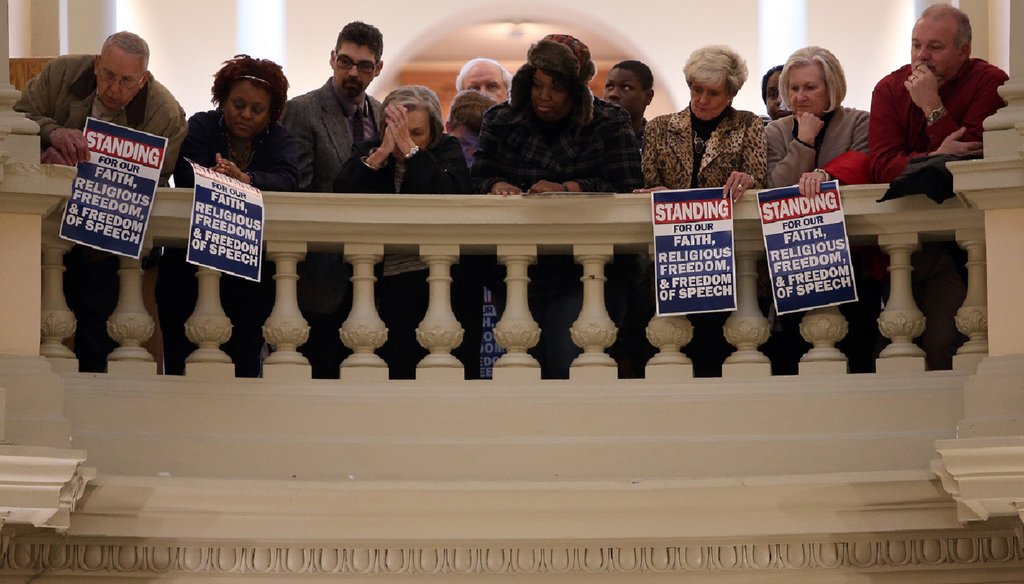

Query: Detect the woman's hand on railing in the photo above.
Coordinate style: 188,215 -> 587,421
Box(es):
490,181 -> 523,196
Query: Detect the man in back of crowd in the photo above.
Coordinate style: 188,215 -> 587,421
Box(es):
602,60 -> 654,149
15,30 -> 187,372
760,65 -> 787,123
455,58 -> 511,103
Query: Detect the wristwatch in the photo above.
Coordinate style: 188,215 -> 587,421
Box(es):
404,145 -> 419,159
926,106 -> 946,125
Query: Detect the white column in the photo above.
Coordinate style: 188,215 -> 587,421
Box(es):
262,242 -> 311,380
722,243 -> 771,377
876,233 -> 926,372
184,267 -> 233,377
415,244 -> 464,381
0,0 -> 42,175
39,235 -> 76,367
952,228 -> 988,371
106,253 -> 156,375
569,244 -> 617,380
339,244 -> 388,381
492,244 -> 540,382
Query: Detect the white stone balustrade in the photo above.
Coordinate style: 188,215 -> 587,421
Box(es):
17,187 -> 990,382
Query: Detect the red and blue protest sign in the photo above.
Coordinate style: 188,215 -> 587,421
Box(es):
186,161 -> 264,282
758,181 -> 857,314
651,188 -> 737,315
59,118 -> 166,258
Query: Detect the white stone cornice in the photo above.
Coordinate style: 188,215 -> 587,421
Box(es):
0,445 -> 93,530
934,436 -> 1024,525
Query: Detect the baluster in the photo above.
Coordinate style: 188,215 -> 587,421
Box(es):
492,244 -> 541,381
643,243 -> 693,380
798,306 -> 849,374
415,244 -> 464,380
569,244 -> 617,381
722,243 -> 771,377
953,228 -> 988,370
645,315 -> 694,379
339,244 -> 388,381
106,251 -> 156,374
39,236 -> 77,368
876,233 -> 926,372
184,266 -> 233,377
262,242 -> 311,380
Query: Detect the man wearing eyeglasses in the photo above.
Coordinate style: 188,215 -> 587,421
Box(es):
282,21 -> 385,379
282,21 -> 385,193
13,31 -> 187,373
15,30 -> 186,186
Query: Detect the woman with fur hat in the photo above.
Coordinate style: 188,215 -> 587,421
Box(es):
471,34 -> 641,196
471,34 -> 642,379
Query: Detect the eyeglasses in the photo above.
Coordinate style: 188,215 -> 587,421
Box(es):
335,53 -> 376,74
98,66 -> 145,89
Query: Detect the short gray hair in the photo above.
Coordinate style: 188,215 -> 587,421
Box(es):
102,31 -> 150,69
779,46 -> 847,113
920,4 -> 972,48
455,58 -> 512,92
684,45 -> 748,97
382,85 -> 444,150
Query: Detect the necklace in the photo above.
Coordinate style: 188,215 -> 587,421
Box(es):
693,135 -> 706,154
224,131 -> 255,170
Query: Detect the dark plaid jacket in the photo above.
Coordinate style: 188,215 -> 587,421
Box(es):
471,98 -> 642,193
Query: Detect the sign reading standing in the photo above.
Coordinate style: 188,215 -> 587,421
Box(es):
186,161 -> 265,282
758,181 -> 857,314
59,118 -> 166,258
651,188 -> 737,316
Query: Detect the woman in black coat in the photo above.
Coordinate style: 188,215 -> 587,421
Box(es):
333,85 -> 471,379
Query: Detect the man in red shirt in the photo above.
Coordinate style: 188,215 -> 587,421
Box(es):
868,5 -> 1007,370
869,4 -> 1007,182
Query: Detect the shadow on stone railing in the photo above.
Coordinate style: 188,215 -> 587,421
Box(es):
36,185 -> 987,382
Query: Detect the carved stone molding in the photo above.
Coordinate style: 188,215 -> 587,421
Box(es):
1,534 -> 1021,577
0,446 -> 93,531
933,436 -> 1024,524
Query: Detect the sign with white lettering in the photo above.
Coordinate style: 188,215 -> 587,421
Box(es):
651,188 -> 736,315
186,161 -> 264,282
59,118 -> 166,258
758,181 -> 857,314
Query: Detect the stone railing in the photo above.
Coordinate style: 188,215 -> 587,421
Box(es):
33,183 -> 987,382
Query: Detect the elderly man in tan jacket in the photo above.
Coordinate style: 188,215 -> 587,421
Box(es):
15,30 -> 186,185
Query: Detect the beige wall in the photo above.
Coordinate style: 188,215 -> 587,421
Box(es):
107,0 -> 921,119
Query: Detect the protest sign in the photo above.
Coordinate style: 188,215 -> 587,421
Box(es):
651,188 -> 736,316
186,161 -> 264,282
59,118 -> 166,258
758,181 -> 857,314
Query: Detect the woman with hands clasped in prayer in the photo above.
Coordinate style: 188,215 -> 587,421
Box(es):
333,85 -> 469,194
765,46 -> 869,197
639,45 -> 766,200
